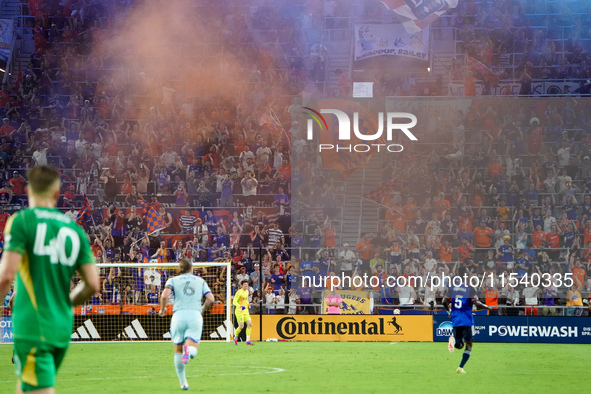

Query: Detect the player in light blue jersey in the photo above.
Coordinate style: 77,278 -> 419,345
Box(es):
442,267 -> 491,374
160,258 -> 215,391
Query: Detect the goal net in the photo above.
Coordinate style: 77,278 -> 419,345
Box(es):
70,261 -> 232,343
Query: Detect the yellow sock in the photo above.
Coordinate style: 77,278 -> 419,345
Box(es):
246,326 -> 252,341
235,328 -> 242,338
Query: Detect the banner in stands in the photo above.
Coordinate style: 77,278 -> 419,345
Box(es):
354,24 -> 429,61
433,315 -> 591,344
353,82 -> 374,97
69,314 -> 229,342
0,19 -> 14,62
448,81 -> 581,97
321,290 -> 371,315
253,315 -> 432,341
0,317 -> 12,344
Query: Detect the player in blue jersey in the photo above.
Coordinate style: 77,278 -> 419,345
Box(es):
442,267 -> 491,374
160,258 -> 215,391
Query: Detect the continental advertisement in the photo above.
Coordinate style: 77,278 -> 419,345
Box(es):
252,315 -> 433,342
321,290 -> 371,314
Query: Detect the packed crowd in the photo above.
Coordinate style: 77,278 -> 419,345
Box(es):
1,1 -> 590,317
0,0 -> 316,312
369,95 -> 591,316
452,0 -> 591,82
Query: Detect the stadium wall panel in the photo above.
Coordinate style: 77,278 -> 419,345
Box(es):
433,316 -> 591,344
253,315 -> 433,342
50,314 -> 226,343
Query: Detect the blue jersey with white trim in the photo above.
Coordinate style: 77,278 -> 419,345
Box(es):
165,273 -> 211,313
445,284 -> 478,327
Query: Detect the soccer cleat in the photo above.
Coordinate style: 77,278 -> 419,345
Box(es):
234,337 -> 238,346
180,382 -> 189,390
456,367 -> 467,374
182,344 -> 190,365
245,341 -> 254,346
448,336 -> 455,353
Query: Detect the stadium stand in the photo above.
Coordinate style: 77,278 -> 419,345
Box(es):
0,0 -> 589,318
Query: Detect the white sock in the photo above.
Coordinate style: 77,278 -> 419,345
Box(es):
174,353 -> 186,384
246,335 -> 250,341
188,346 -> 198,359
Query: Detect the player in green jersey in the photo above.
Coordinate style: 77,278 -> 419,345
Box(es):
0,165 -> 100,394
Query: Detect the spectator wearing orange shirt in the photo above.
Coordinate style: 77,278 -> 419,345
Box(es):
433,192 -> 451,219
496,199 -> 510,221
277,159 -> 291,180
439,239 -> 453,263
583,220 -> 591,246
532,224 -> 546,249
386,201 -> 406,232
385,200 -> 403,222
487,157 -> 504,180
571,258 -> 587,289
386,239 -> 404,270
323,218 -> 337,251
402,196 -> 417,222
457,238 -> 474,262
584,241 -> 591,263
8,171 -> 26,196
356,233 -> 373,272
0,205 -> 9,241
457,214 -> 473,234
545,224 -> 561,261
463,70 -> 476,96
336,68 -> 350,96
0,118 -> 14,137
458,201 -> 474,232
473,221 -> 494,259
483,283 -> 500,316
392,211 -> 406,233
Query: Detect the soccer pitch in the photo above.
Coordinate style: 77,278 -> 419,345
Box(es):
0,342 -> 587,393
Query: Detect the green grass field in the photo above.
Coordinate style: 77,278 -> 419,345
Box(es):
0,341 -> 588,393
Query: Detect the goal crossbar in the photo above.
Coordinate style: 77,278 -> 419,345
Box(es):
68,261 -> 233,342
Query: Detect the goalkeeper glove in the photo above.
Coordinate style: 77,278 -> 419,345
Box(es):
241,306 -> 246,311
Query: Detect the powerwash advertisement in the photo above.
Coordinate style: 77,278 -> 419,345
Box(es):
433,316 -> 591,344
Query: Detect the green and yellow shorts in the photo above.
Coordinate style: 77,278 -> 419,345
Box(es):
13,340 -> 68,392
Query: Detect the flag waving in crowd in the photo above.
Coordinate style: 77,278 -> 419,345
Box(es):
361,180 -> 402,205
380,0 -> 458,33
259,109 -> 282,134
76,193 -> 92,227
137,200 -> 166,235
467,57 -> 500,87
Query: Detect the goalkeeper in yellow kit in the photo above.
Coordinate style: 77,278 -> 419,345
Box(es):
233,279 -> 254,345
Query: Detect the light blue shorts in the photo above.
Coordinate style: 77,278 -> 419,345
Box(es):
170,310 -> 203,345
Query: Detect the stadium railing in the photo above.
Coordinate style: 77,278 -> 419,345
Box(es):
374,304 -> 589,317
65,261 -> 233,342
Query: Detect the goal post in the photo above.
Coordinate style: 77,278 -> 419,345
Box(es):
70,261 -> 232,343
